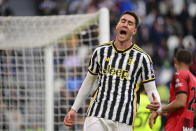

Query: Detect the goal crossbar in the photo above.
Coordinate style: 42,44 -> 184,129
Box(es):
0,14 -> 98,49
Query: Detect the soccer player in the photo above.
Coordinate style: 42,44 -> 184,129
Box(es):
147,49 -> 196,131
64,11 -> 161,131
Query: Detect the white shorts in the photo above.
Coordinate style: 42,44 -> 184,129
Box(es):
83,116 -> 133,131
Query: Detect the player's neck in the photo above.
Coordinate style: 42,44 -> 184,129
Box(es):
176,64 -> 190,71
115,40 -> 133,51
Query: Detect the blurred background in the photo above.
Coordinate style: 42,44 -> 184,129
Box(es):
0,0 -> 195,131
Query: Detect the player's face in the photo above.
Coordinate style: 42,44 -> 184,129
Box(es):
116,14 -> 137,43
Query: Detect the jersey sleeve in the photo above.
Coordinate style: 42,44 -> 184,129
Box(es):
88,49 -> 99,75
174,71 -> 189,95
141,54 -> 155,83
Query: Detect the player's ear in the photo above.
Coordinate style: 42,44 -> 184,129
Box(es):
133,28 -> 137,35
174,58 -> 178,64
174,58 -> 179,69
116,21 -> 120,30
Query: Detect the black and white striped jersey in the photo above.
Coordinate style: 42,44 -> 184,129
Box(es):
87,41 -> 155,125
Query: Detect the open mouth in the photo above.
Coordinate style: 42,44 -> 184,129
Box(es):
119,30 -> 127,38
120,30 -> 127,35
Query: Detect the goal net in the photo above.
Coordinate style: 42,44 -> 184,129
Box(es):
0,8 -> 109,131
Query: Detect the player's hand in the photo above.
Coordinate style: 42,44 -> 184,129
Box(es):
64,109 -> 76,127
146,93 -> 160,112
149,111 -> 158,129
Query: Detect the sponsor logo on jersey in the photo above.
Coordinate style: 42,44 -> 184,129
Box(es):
103,64 -> 129,80
103,57 -> 129,80
175,72 -> 179,75
175,78 -> 183,88
182,127 -> 193,131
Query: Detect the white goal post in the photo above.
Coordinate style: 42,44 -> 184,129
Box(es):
0,8 -> 109,131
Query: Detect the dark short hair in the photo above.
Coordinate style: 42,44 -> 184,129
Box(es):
120,11 -> 139,27
175,49 -> 192,65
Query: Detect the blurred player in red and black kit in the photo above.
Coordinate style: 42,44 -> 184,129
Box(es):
147,49 -> 196,131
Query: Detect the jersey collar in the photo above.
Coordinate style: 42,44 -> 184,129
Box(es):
112,40 -> 134,54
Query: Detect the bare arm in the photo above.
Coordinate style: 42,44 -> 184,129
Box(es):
149,92 -> 187,129
162,93 -> 187,112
